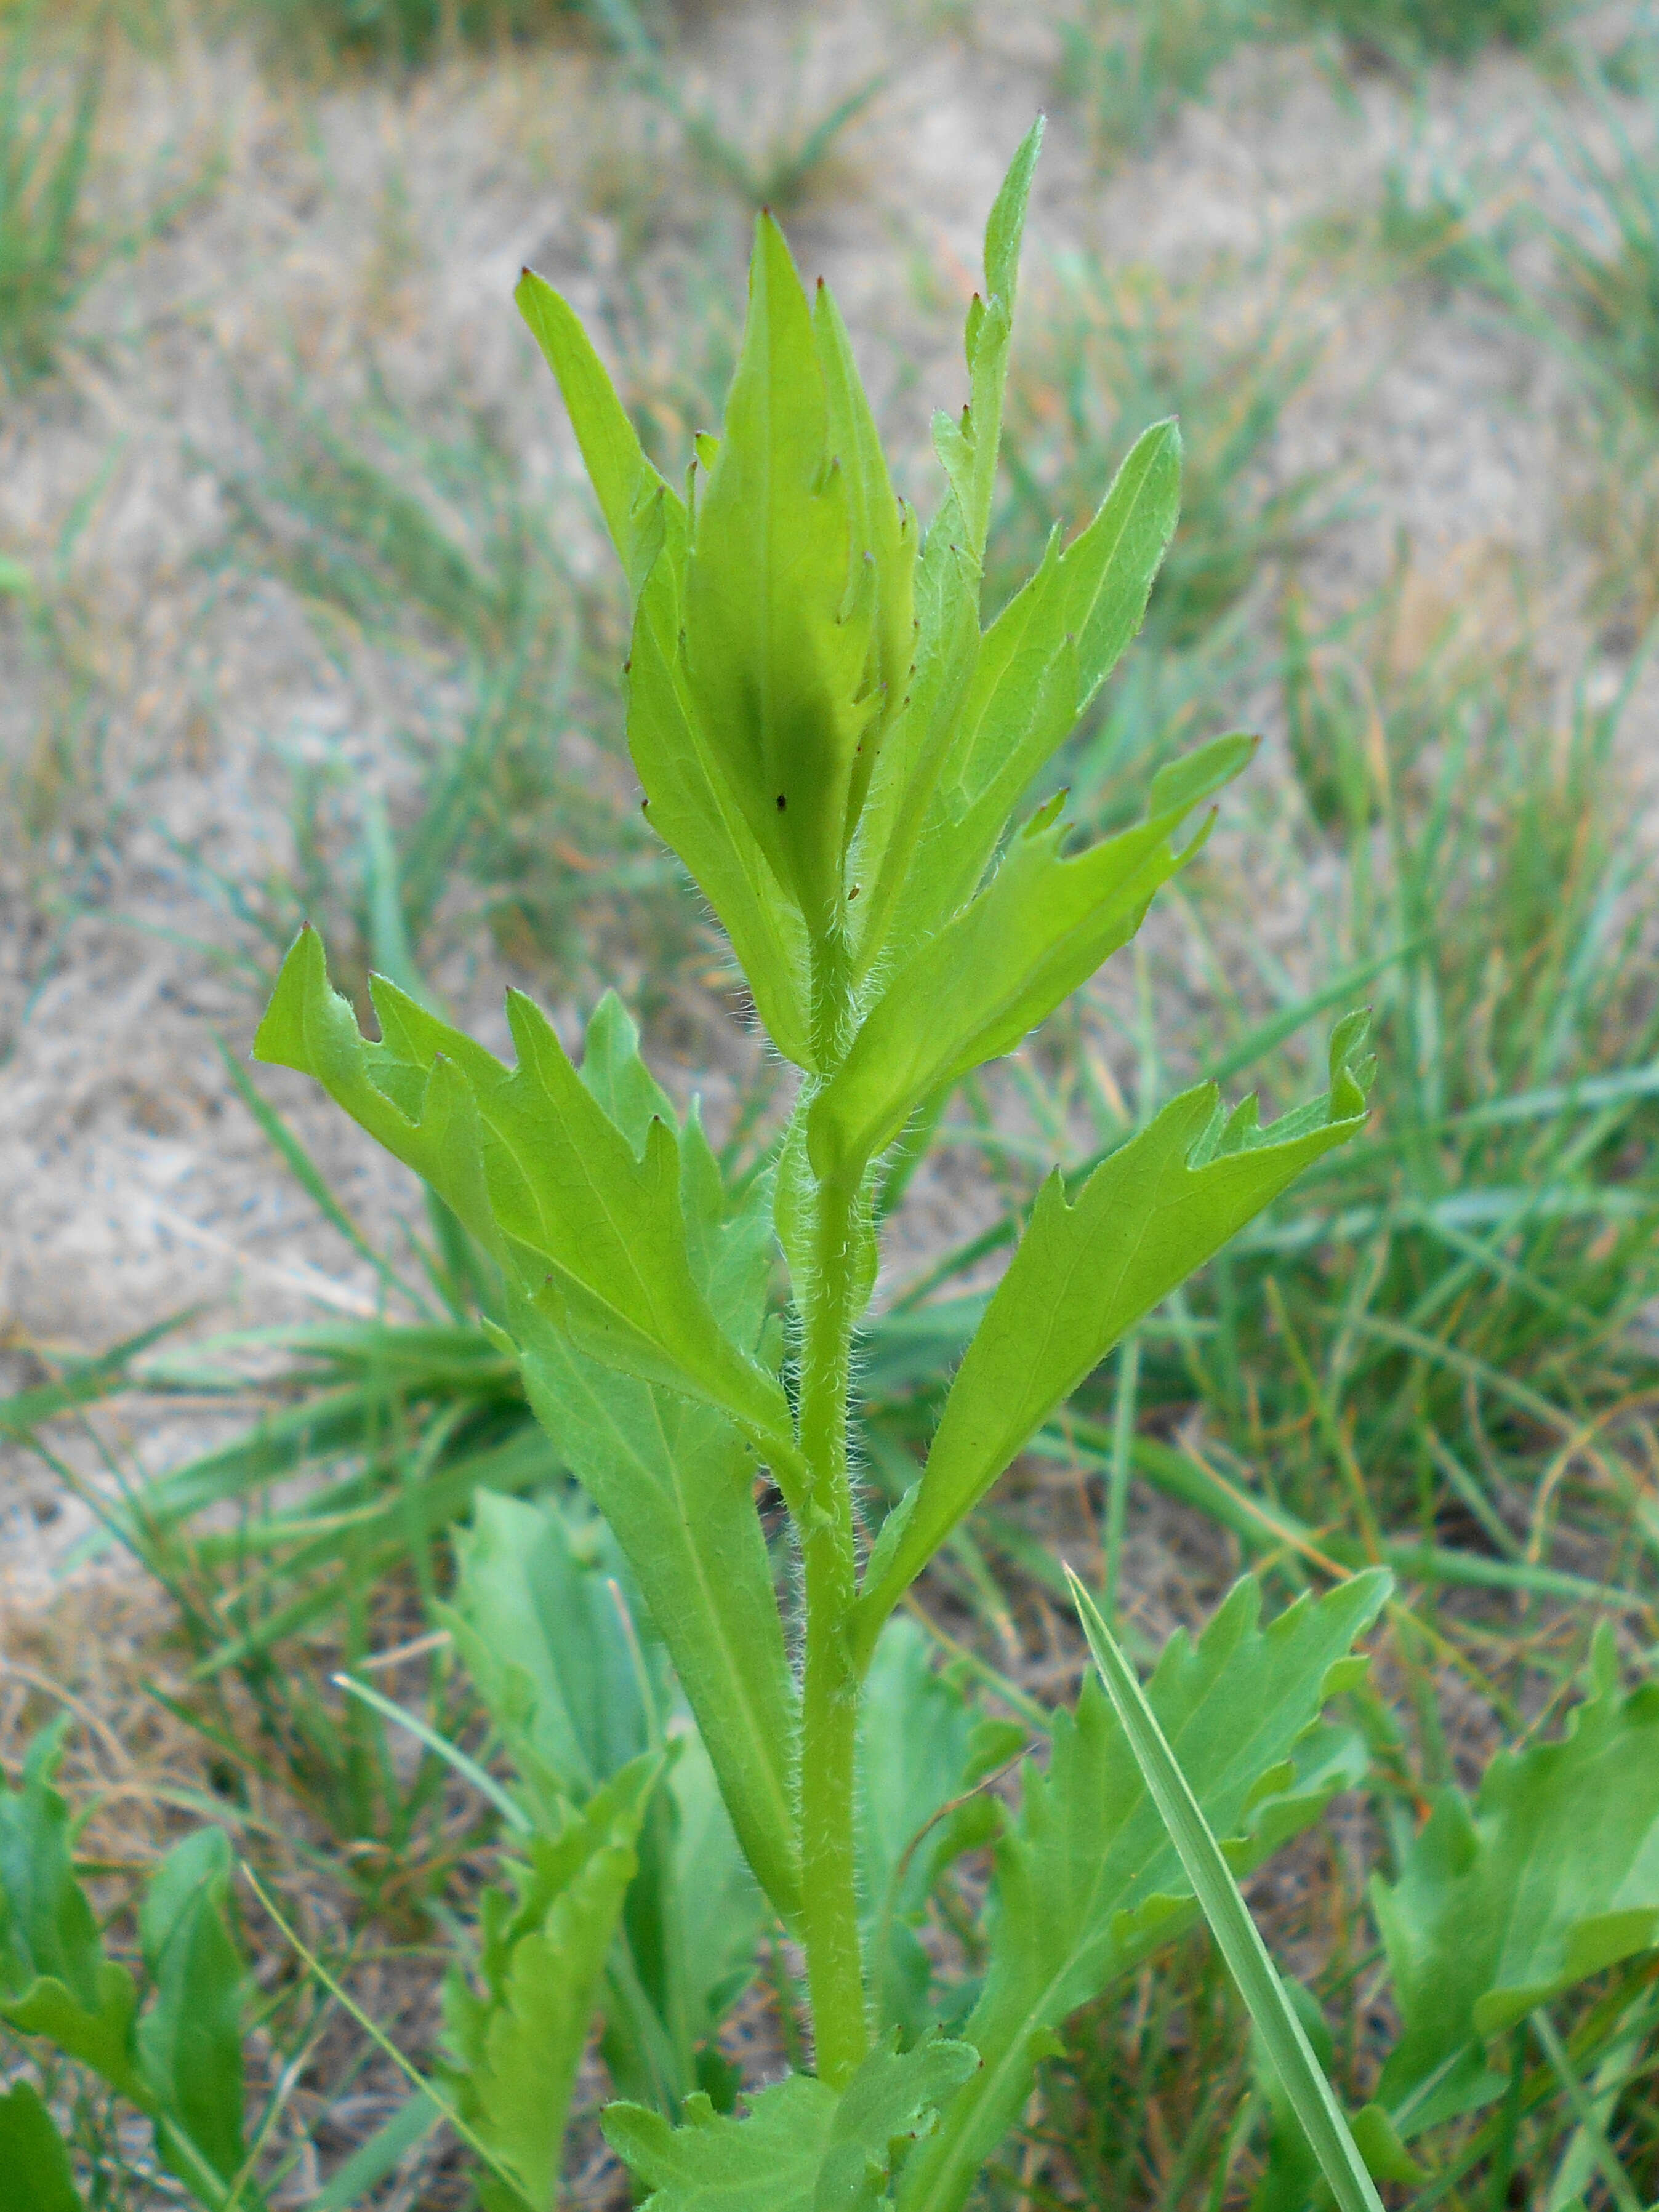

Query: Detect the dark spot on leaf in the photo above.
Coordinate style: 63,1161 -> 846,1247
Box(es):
776,793 -> 787,811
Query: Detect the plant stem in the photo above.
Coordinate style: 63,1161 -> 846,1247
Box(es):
797,929 -> 869,2090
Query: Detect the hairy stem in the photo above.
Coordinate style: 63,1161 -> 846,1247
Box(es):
797,926 -> 869,2089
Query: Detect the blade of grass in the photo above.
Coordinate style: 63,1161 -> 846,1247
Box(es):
1067,1566 -> 1388,2212
334,1673 -> 529,1833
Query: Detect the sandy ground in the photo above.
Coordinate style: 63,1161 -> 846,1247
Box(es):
2,0 -> 1657,1590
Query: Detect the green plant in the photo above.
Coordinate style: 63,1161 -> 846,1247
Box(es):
244,124 -> 1408,2202
0,1729 -> 255,2210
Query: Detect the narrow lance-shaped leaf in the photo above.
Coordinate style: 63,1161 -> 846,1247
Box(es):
895,1573 -> 1387,2212
253,935 -> 797,1470
604,2030 -> 979,2212
1370,1625 -> 1659,2139
853,1015 -> 1373,1661
932,117 -> 1043,575
514,268 -> 680,598
857,416 -> 1183,984
1069,1572 -> 1388,2212
812,734 -> 1253,1184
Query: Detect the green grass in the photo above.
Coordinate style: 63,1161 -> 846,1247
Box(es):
995,251 -> 1333,653
1053,0 -> 1270,168
244,0 -> 585,70
181,369 -> 702,1008
0,3 -> 105,388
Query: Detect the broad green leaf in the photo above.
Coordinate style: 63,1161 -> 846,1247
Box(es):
629,545 -> 816,1067
448,1755 -> 661,2212
253,934 -> 794,1462
858,1617 -> 1022,2038
811,279 -> 918,840
1372,1627 -> 1659,2137
854,1017 -> 1373,1654
813,734 -> 1251,1182
514,268 -> 680,596
682,214 -> 877,936
604,2031 -> 980,2211
1071,1575 -> 1386,2212
931,118 -> 1043,572
856,419 -> 1183,983
895,1574 -> 1385,2212
0,1729 -> 145,2108
136,1827 -> 247,2194
0,2082 -> 83,2212
446,1489 -> 656,1815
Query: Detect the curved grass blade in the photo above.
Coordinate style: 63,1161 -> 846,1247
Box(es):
1067,1568 -> 1388,2212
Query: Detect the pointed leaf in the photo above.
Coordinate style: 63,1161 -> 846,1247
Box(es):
814,735 -> 1251,1181
858,418 -> 1183,980
896,1574 -> 1386,2212
0,2082 -> 83,2212
1071,1574 -> 1386,2212
854,1017 -> 1372,1654
253,931 -> 793,1461
931,119 -> 1043,572
136,1828 -> 246,2194
683,214 -> 875,934
812,279 -> 917,836
515,268 -> 680,596
1373,1629 -> 1659,2136
604,2032 -> 979,2211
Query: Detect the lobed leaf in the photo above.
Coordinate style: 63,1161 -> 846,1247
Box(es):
813,734 -> 1251,1182
1372,1627 -> 1659,2138
0,1728 -> 145,2109
253,941 -> 793,1462
604,2031 -> 980,2211
449,1755 -> 661,2211
894,1573 -> 1386,2212
853,1015 -> 1373,1656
